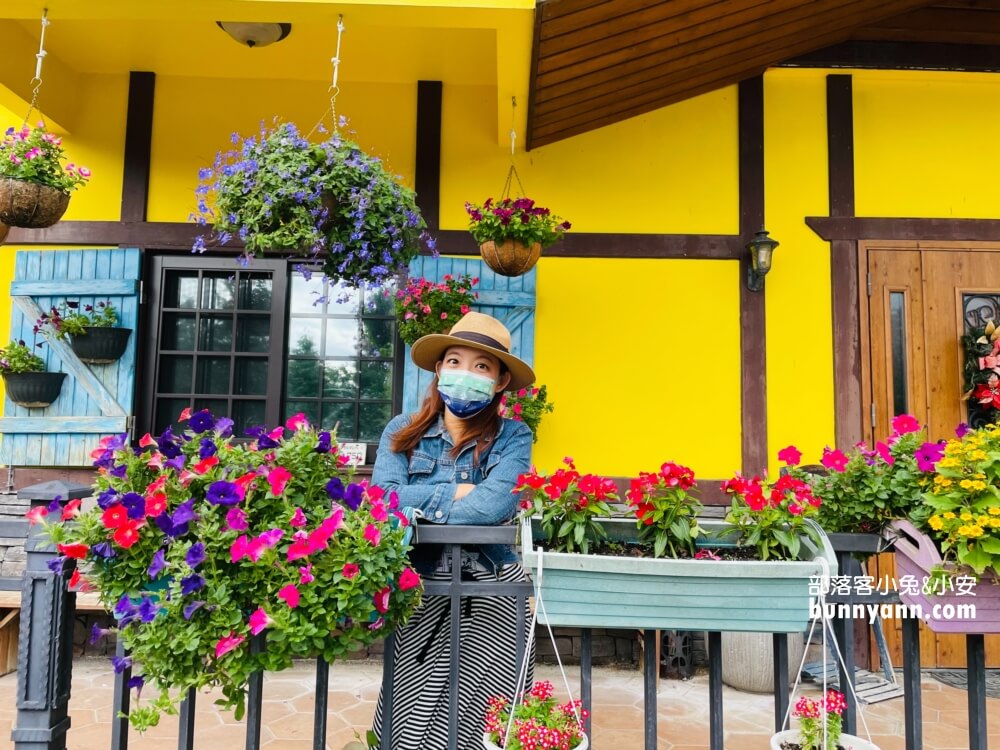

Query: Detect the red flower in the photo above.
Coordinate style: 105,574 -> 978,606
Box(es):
102,505 -> 128,529
777,445 -> 802,466
192,455 -> 219,474
57,543 -> 88,559
113,520 -> 142,549
399,568 -> 420,591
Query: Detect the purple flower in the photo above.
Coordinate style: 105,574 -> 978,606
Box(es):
157,428 -> 182,459
956,422 -> 971,438
109,464 -> 128,479
46,495 -> 63,513
96,488 -> 118,510
189,410 -> 215,433
326,477 -> 345,502
215,417 -> 234,437
127,675 -> 144,694
164,454 -> 186,472
114,595 -> 137,620
46,557 -> 67,575
121,493 -> 145,520
198,438 -> 218,459
110,655 -> 132,673
91,542 -> 116,559
226,506 -> 248,531
155,513 -> 188,539
315,431 -> 332,453
206,481 -> 241,506
182,601 -> 204,620
915,441 -> 947,473
180,574 -> 205,595
258,528 -> 284,547
137,597 -> 160,623
344,483 -> 364,511
185,543 -> 205,568
89,623 -> 113,645
147,549 -> 167,579
172,499 -> 197,525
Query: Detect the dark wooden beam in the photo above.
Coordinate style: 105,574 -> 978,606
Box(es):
5,222 -> 744,260
525,4 -> 545,152
415,81 -> 442,231
120,72 -> 155,223
782,40 -> 1000,72
806,216 -> 1000,241
826,74 -> 864,449
738,76 -> 767,476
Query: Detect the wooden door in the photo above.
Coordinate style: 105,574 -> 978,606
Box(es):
864,242 -> 1000,668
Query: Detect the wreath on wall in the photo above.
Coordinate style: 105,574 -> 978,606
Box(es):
961,319 -> 1000,428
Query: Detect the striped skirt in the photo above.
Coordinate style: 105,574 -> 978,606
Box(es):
371,562 -> 535,750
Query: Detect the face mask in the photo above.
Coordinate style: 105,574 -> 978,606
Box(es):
437,369 -> 497,419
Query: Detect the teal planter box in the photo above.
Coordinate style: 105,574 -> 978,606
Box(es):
520,517 -> 837,633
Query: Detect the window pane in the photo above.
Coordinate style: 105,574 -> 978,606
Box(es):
234,359 -> 268,396
286,359 -> 323,398
236,317 -> 270,353
288,319 -> 321,355
238,274 -> 272,310
199,316 -> 233,352
325,318 -> 358,357
159,355 -> 193,393
323,362 -> 358,398
163,272 -> 199,308
196,357 -> 231,394
360,402 -> 391,441
361,319 -> 394,357
162,313 -> 196,350
193,398 -> 228,418
360,361 -> 392,400
890,292 -> 908,417
365,286 -> 396,316
327,283 -> 360,315
232,400 -> 266,434
322,401 -> 356,438
286,400 -> 321,428
289,273 -> 325,313
201,273 -> 236,310
155,398 -> 190,435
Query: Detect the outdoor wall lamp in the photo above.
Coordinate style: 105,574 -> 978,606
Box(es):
746,228 -> 779,292
216,22 -> 292,48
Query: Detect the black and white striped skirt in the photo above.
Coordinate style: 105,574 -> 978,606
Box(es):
371,562 -> 535,750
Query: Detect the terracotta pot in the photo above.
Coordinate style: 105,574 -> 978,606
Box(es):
2,371 -> 66,408
0,178 -> 71,228
0,222 -> 9,244
479,239 -> 541,277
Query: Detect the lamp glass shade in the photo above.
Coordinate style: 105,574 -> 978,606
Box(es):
217,22 -> 292,48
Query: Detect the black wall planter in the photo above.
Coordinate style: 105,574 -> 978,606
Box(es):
2,372 -> 66,408
69,327 -> 132,364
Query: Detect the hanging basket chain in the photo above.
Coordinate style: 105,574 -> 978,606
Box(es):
309,15 -> 345,139
21,9 -> 50,130
501,96 -> 527,199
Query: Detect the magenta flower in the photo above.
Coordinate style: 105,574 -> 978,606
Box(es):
399,568 -> 421,591
226,507 -> 248,531
248,607 -> 271,636
289,507 -> 306,527
694,549 -> 721,561
364,524 -> 381,546
820,447 -> 849,472
370,501 -> 388,522
875,441 -> 895,465
215,632 -> 245,659
278,584 -> 300,608
374,586 -> 391,614
286,412 -> 309,431
777,445 -> 801,466
299,564 -> 314,584
342,563 -> 359,579
230,535 -> 249,562
891,414 -> 921,435
956,422 -> 971,438
915,441 -> 946,472
267,467 -> 292,496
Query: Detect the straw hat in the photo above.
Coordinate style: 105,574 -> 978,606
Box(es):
409,311 -> 535,392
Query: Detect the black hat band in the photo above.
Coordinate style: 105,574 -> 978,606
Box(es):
450,331 -> 509,353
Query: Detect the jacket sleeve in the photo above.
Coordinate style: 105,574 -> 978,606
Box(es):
441,420 -> 532,526
370,415 -> 457,520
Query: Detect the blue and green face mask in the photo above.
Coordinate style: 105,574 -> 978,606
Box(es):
437,369 -> 497,418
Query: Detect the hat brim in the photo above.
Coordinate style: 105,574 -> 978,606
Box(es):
410,333 -> 536,392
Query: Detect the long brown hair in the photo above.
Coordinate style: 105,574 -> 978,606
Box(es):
391,371 -> 506,464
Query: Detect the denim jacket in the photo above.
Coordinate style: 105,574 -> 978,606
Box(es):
371,412 -> 533,573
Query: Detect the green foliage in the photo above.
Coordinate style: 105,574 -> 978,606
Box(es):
515,458 -> 618,554
0,339 -> 44,373
499,384 -> 554,444
0,123 -> 91,192
40,411 -> 421,730
465,197 -> 570,249
195,121 -> 432,288
36,300 -> 118,340
625,462 -> 703,558
393,274 -> 478,346
484,681 -> 587,750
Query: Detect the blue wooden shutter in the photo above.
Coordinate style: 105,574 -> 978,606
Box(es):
0,248 -> 141,466
401,257 -> 537,414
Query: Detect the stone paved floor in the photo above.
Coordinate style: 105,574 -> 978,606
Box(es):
0,658 -> 997,749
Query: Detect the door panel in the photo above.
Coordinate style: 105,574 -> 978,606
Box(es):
866,244 -> 1000,668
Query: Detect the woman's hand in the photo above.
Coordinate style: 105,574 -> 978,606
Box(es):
454,483 -> 475,500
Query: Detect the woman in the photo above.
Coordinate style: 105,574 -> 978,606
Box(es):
369,311 -> 535,750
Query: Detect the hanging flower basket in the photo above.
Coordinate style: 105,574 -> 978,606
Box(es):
68,326 -> 132,364
483,733 -> 589,750
2,371 -> 66,408
479,239 -> 542,278
770,729 -> 880,750
0,177 -> 70,228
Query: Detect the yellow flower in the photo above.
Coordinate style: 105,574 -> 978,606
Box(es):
961,512 -> 974,521
972,450 -> 988,461
944,511 -> 957,519
978,515 -> 991,525
958,525 -> 971,536
972,481 -> 987,491
968,526 -> 985,538
945,443 -> 963,457
960,479 -> 974,489
938,457 -> 960,468
990,518 -> 1000,529
929,515 -> 945,530
989,507 -> 1000,515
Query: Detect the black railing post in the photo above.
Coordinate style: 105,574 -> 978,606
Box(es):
967,634 -> 986,750
110,640 -> 131,750
708,632 -> 724,750
580,628 -> 592,743
902,615 -> 922,750
643,629 -> 657,750
11,480 -> 91,750
773,633 -> 789,731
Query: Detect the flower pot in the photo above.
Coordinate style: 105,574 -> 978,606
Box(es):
483,732 -> 588,750
68,327 -> 132,364
721,631 -> 806,693
2,371 -> 66,408
770,729 -> 880,749
479,239 -> 541,277
0,177 -> 71,228
520,517 -> 837,632
889,518 -> 1000,633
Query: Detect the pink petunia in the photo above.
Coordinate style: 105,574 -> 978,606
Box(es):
399,568 -> 421,591
299,564 -> 314,584
370,502 -> 388,522
374,586 -> 391,614
226,507 -> 249,531
146,452 -> 164,469
820,447 -> 849,472
777,445 -> 802,466
289,507 -> 307,527
248,607 -> 272,636
230,535 -> 249,562
192,455 -> 219,474
891,414 -> 921,435
286,412 -> 309,431
139,433 -> 157,448
268,467 -> 292,496
287,540 -> 313,562
342,563 -> 360,580
26,506 -> 48,525
215,632 -> 245,659
875,441 -> 895,465
278,584 -> 300,608
178,407 -> 192,421
364,524 -> 381,546
366,484 -> 384,502
246,537 -> 267,562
